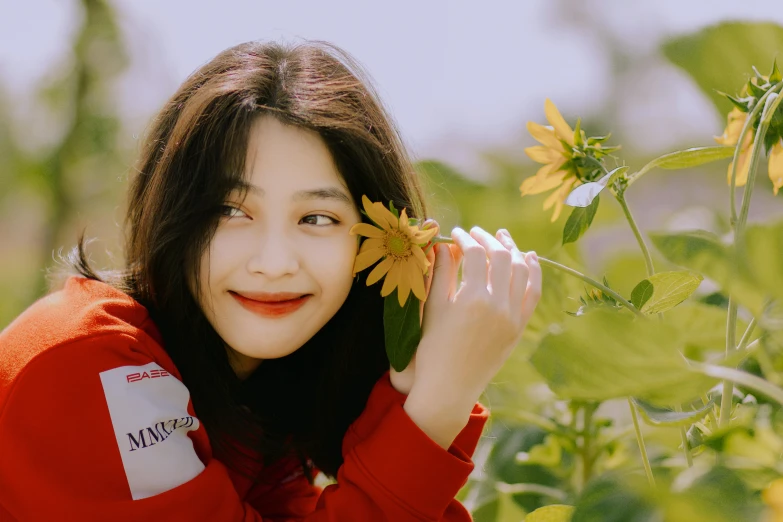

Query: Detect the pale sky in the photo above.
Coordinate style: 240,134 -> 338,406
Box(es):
1,0 -> 782,172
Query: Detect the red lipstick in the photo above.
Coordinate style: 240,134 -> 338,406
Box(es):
230,291 -> 312,318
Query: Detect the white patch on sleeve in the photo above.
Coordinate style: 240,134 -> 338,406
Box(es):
99,362 -> 206,500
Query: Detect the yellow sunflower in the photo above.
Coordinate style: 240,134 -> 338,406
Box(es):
350,195 -> 438,306
521,99 -> 580,222
763,478 -> 783,522
715,108 -> 783,196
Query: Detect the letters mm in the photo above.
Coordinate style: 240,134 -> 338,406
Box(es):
127,416 -> 196,452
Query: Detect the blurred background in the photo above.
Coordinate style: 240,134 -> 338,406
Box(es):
1,0 -> 782,328
3,1 -> 783,519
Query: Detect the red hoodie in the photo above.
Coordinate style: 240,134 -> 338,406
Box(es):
0,276 -> 488,521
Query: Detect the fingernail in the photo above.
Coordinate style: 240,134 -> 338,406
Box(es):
530,251 -> 539,262
501,229 -> 511,237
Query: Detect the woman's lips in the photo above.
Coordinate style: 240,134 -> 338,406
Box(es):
230,291 -> 312,318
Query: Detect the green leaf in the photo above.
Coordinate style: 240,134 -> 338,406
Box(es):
587,134 -> 612,145
388,200 -> 400,219
573,117 -> 583,147
771,58 -> 782,83
744,220 -> 783,302
562,195 -> 600,245
631,397 -> 715,427
649,230 -> 765,316
523,435 -> 562,468
571,475 -> 657,522
719,92 -> 751,112
630,271 -> 703,315
497,489 -> 527,522
383,290 -> 421,371
529,309 -> 716,405
565,166 -> 628,207
630,279 -> 653,311
662,21 -> 783,116
525,505 -> 575,522
746,77 -> 767,98
629,147 -> 735,186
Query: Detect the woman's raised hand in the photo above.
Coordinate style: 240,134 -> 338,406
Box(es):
403,226 -> 542,448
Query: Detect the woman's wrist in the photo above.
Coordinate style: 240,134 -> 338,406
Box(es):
403,382 -> 476,449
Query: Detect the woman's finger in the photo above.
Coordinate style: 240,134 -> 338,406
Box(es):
447,243 -> 461,300
470,227 -> 512,303
427,243 -> 456,303
496,230 -> 530,316
420,243 -> 438,321
451,227 -> 488,293
519,251 -> 542,326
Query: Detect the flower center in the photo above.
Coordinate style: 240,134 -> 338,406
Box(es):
385,230 -> 411,259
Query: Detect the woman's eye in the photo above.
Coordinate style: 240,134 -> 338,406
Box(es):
219,205 -> 247,219
301,214 -> 339,226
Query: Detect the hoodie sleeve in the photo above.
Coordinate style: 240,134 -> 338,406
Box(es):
0,334 -> 487,522
249,371 -> 489,521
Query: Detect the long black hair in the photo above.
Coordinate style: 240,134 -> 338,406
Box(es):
67,40 -> 428,481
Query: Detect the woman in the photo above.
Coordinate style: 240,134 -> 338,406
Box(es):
0,40 -> 541,521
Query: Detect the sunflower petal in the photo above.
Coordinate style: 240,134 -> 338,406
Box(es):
548,178 -> 577,222
545,99 -> 575,147
412,226 -> 438,245
359,238 -> 384,254
525,145 -> 562,164
533,161 -> 561,180
373,202 -> 399,230
527,121 -> 563,150
410,244 -> 430,272
366,256 -> 394,286
399,208 -> 410,235
353,245 -> 385,274
397,262 -> 412,306
769,141 -> 783,196
715,108 -> 746,146
520,171 -> 568,196
350,222 -> 385,238
408,259 -> 427,302
731,151 -> 752,187
381,260 -> 401,297
362,195 -> 394,231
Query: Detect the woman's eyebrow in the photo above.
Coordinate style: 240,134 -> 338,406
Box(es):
232,180 -> 352,205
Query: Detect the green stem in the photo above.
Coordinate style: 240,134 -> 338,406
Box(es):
675,404 -> 693,468
581,403 -> 596,488
615,187 -> 673,472
616,194 -> 654,278
720,299 -> 737,428
628,397 -> 656,487
431,236 -> 644,317
720,90 -> 783,428
696,363 -> 783,407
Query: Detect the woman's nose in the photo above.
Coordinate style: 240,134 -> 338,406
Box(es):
245,229 -> 300,279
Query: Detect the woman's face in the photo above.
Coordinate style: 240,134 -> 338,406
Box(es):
196,115 -> 362,379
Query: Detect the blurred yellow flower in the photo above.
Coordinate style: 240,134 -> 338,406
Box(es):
715,108 -> 783,196
762,478 -> 783,522
770,141 -> 783,196
521,99 -> 580,222
714,107 -> 754,186
350,195 -> 437,306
